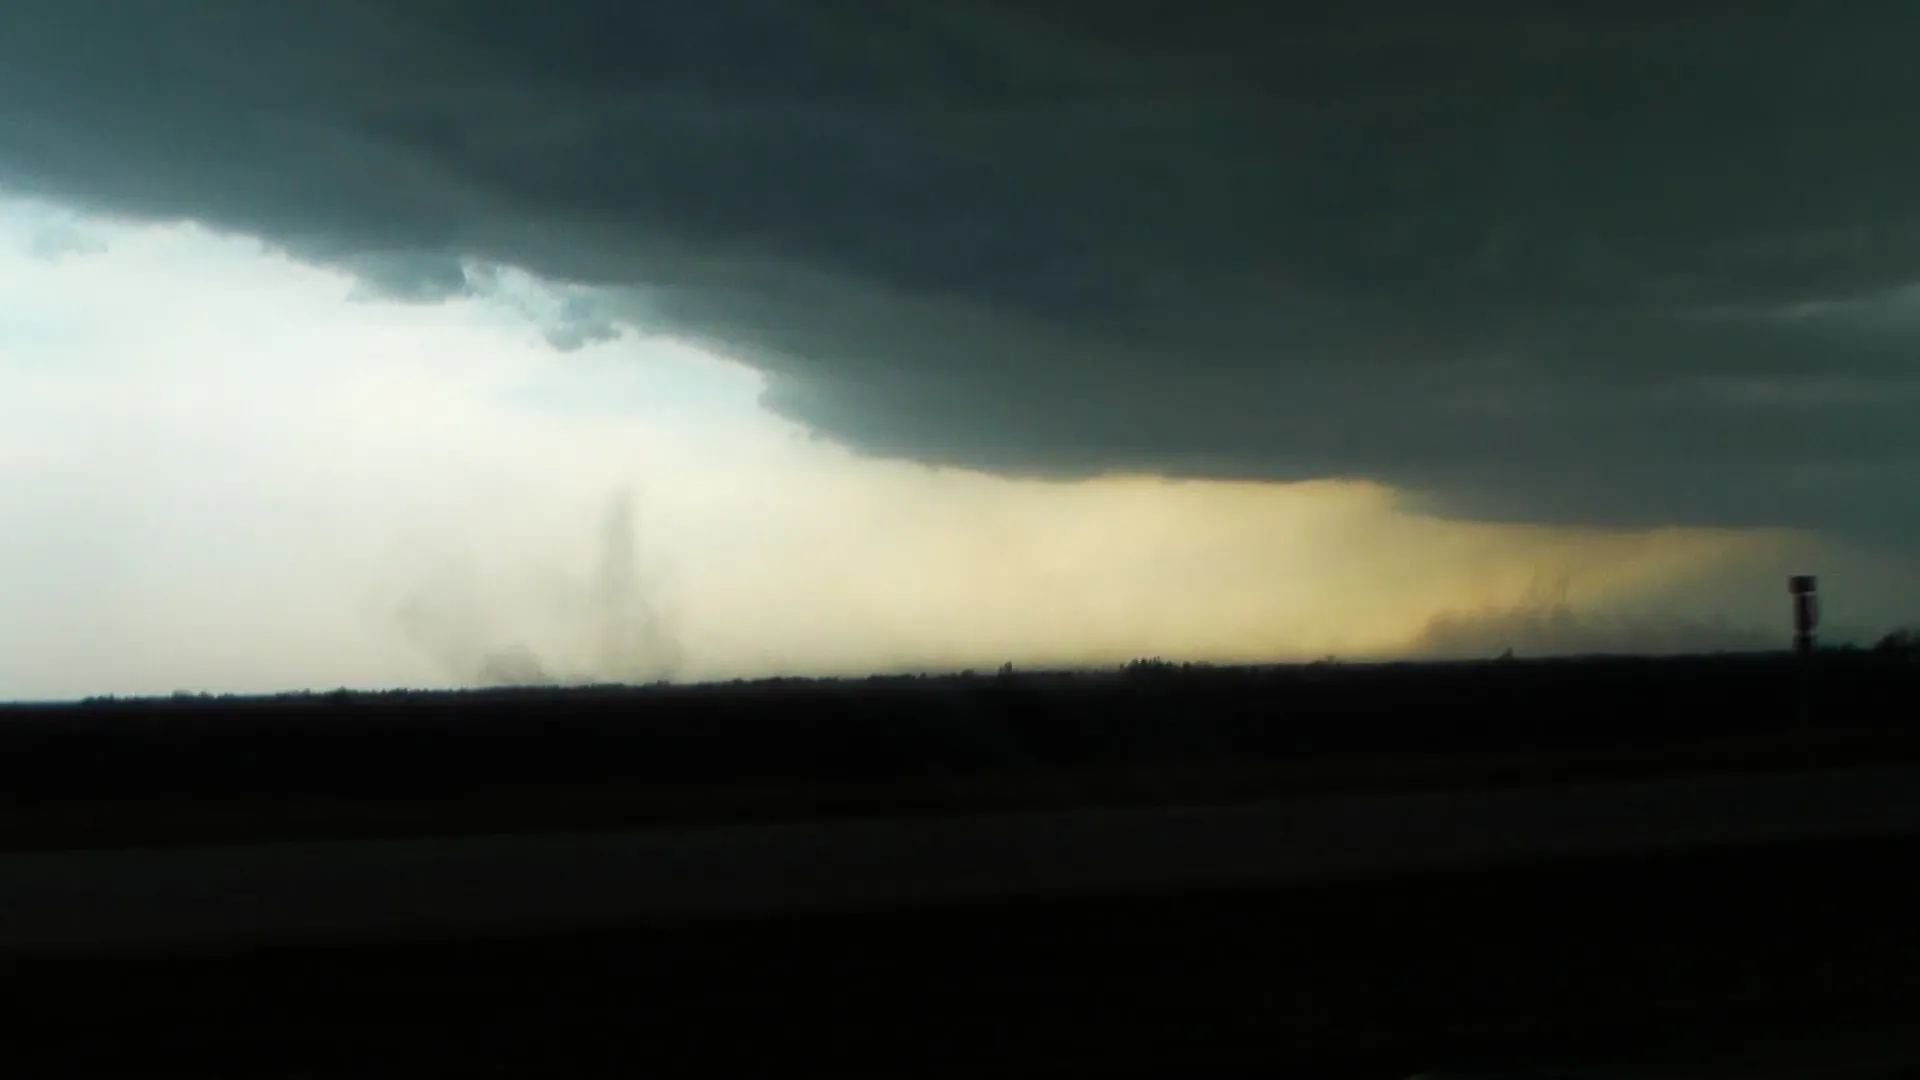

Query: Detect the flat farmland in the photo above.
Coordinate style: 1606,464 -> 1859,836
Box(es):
4,652 -> 1919,1077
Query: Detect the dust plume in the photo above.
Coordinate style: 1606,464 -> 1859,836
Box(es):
588,488 -> 683,683
396,488 -> 682,687
1409,603 -> 1781,660
1406,564 -> 1782,660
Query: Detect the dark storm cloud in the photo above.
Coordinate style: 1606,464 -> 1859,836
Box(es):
337,250 -> 474,303
3,1 -> 1918,542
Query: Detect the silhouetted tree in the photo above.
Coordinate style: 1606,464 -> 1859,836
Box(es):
1874,628 -> 1918,658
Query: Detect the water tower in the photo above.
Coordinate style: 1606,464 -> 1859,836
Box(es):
1788,575 -> 1818,656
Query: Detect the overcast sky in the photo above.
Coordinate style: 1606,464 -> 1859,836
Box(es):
1,3 -> 1916,697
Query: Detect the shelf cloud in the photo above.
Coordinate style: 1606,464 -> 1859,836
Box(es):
2,2 -> 1917,550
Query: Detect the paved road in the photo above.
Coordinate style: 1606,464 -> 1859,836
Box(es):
4,766 -> 1918,955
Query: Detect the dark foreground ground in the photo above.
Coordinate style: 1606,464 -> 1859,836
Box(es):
1,651 -> 1917,849
3,652 -> 1919,1076
7,834 -> 1920,1078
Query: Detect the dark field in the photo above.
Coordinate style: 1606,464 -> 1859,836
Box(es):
4,652 -> 1920,1078
7,834 -> 1920,1078
1,651 -> 1918,850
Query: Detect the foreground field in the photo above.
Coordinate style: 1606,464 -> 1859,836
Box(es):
6,765 -> 1917,954
7,834 -> 1920,1078
0,652 -> 1916,850
5,653 -> 1920,1076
